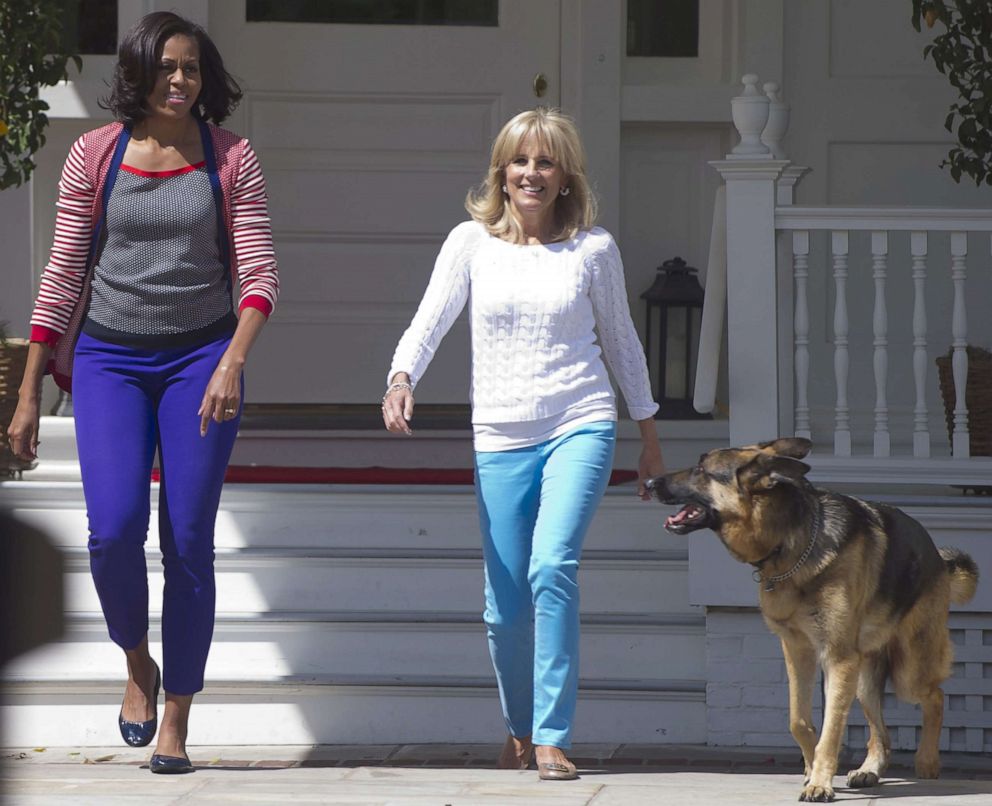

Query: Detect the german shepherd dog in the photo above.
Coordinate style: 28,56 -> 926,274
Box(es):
648,438 -> 979,802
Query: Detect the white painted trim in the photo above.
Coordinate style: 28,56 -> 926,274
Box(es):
777,207 -> 992,231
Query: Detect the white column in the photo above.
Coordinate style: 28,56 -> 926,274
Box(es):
871,231 -> 890,457
793,231 -> 811,440
832,230 -> 851,457
710,159 -> 789,445
950,232 -> 970,458
911,232 -> 930,458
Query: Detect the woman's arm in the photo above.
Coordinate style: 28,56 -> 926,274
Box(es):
198,307 -> 266,436
197,139 -> 279,436
587,232 -> 666,498
229,140 -> 279,317
8,136 -> 95,459
587,233 -> 659,422
30,135 -> 97,345
381,224 -> 477,435
7,342 -> 53,460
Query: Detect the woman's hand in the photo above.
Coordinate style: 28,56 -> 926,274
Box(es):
199,359 -> 243,436
637,445 -> 666,501
382,373 -> 414,435
7,393 -> 41,460
635,417 -> 666,501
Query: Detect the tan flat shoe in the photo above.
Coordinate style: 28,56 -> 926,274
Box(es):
497,734 -> 533,769
538,760 -> 578,781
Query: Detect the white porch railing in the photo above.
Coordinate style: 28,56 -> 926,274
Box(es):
705,76 -> 992,485
776,208 -> 992,461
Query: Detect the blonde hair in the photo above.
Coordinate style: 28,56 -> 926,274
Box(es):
465,108 -> 597,243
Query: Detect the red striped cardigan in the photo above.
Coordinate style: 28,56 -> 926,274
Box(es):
29,121 -> 280,390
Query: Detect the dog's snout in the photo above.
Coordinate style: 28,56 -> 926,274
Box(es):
645,476 -> 668,497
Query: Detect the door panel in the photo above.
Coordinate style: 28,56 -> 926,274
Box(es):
210,2 -> 560,403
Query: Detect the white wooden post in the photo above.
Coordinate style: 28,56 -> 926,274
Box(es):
710,158 -> 789,444
793,231 -> 811,440
832,230 -> 851,456
911,232 -> 930,458
950,232 -> 970,458
871,231 -> 890,457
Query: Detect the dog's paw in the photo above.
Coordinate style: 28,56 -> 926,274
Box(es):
798,783 -> 835,802
846,769 -> 879,788
915,756 -> 940,779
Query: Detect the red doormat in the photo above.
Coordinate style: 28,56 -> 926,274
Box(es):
151,467 -> 639,485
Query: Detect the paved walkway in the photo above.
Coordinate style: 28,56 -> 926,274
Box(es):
3,743 -> 991,805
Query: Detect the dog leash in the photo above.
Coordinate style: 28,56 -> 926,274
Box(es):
754,501 -> 822,592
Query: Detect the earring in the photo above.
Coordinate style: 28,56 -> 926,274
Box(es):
559,187 -> 571,196
502,184 -> 508,194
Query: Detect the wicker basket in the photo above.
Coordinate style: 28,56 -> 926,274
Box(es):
0,337 -> 34,477
936,345 -> 992,456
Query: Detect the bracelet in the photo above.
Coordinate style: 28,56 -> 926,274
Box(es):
381,381 -> 413,405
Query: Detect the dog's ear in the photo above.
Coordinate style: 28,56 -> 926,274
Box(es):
738,453 -> 811,493
753,437 -> 812,460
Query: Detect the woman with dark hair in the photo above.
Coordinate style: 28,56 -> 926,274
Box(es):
7,12 -> 278,773
383,109 -> 664,780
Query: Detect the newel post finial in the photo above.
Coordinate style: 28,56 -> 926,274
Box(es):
730,74 -> 771,158
760,81 -> 790,160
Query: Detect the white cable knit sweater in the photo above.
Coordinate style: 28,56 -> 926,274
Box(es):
388,221 -> 659,424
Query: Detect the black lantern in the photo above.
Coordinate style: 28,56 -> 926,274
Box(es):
640,257 -> 710,419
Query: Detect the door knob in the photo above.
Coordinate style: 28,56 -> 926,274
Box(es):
533,73 -> 548,98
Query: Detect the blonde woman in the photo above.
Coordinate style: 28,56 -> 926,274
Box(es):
383,108 -> 664,780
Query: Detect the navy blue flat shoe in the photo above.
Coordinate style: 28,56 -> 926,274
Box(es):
118,662 -> 161,748
149,753 -> 194,774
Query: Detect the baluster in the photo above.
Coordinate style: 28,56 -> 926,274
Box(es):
793,231 -> 811,440
950,232 -> 970,458
911,233 -> 930,457
833,231 -> 851,456
872,232 -> 890,456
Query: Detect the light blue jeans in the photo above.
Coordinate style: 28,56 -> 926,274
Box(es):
474,420 -> 617,748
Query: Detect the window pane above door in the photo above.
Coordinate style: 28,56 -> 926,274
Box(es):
57,0 -> 117,54
626,0 -> 699,57
246,0 -> 498,26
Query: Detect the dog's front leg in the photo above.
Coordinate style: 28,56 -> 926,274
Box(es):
780,633 -> 818,782
801,653 -> 860,802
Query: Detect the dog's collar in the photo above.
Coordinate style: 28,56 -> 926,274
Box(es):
750,545 -> 783,570
753,502 -> 822,593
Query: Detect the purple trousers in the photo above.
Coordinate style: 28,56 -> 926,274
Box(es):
73,331 -> 241,695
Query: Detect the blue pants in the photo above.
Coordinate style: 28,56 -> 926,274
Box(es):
73,331 -> 241,695
474,421 -> 616,748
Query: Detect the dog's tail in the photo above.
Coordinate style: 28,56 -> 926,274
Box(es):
940,547 -> 979,605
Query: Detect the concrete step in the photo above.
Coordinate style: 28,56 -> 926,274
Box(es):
0,679 -> 706,746
57,550 -> 693,617
3,481 -> 681,554
2,613 -> 706,684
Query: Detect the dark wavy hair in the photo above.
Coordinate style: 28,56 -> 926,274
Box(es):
102,12 -> 242,126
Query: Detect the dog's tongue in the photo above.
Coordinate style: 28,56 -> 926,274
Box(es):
665,504 -> 696,529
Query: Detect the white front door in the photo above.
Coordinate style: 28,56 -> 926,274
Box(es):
210,2 -> 561,404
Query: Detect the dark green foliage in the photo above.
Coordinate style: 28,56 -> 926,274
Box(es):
0,0 -> 81,189
912,1 -> 992,186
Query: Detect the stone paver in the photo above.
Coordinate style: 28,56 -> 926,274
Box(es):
2,745 -> 991,805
